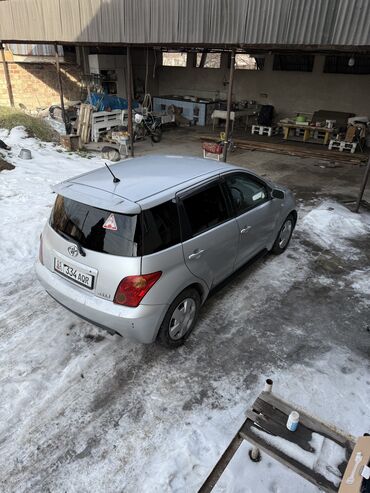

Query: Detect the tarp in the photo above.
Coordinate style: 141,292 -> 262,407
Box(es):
87,92 -> 139,112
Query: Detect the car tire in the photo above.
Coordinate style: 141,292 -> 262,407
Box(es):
157,288 -> 201,348
271,214 -> 295,255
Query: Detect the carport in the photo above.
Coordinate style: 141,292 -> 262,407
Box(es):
1,3 -> 370,149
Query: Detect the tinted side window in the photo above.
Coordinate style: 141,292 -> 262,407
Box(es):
182,183 -> 229,237
142,200 -> 181,255
225,173 -> 268,215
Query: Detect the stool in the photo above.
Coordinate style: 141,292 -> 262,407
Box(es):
202,142 -> 223,161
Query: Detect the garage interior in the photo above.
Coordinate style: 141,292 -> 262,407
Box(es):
44,45 -> 370,164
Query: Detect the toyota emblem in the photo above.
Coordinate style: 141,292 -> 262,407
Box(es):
68,245 -> 78,257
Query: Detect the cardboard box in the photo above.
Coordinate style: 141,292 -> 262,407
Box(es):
339,436 -> 370,493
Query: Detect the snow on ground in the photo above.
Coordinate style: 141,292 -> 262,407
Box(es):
0,127 -> 369,493
214,350 -> 370,493
299,200 -> 370,259
349,268 -> 370,296
0,126 -> 102,284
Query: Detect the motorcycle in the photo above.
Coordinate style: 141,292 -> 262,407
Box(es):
133,112 -> 162,143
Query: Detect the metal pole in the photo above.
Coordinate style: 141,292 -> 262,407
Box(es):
126,46 -> 134,157
54,44 -> 68,134
355,155 -> 370,213
222,49 -> 235,163
0,42 -> 14,107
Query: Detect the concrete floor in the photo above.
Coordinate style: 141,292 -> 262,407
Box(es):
132,125 -> 369,203
132,125 -> 370,362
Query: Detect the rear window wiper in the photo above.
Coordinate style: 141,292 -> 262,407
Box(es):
56,229 -> 86,257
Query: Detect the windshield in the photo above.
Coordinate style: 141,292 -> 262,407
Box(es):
50,195 -> 141,257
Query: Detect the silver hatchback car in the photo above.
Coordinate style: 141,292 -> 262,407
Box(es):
36,155 -> 296,347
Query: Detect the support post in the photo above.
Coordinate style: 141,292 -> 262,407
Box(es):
54,44 -> 68,134
264,378 -> 273,393
126,46 -> 134,158
0,42 -> 14,107
355,155 -> 370,213
249,446 -> 262,462
222,49 -> 235,163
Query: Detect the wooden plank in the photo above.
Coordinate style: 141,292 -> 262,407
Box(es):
258,392 -> 355,449
197,432 -> 245,493
240,420 -> 339,493
79,104 -> 92,144
251,398 -> 315,452
199,135 -> 368,164
76,104 -> 85,138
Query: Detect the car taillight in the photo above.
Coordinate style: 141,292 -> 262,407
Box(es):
39,234 -> 44,265
113,271 -> 162,307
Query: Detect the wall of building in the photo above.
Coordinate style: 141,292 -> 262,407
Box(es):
0,53 -> 83,109
2,48 -> 369,117
156,53 -> 370,118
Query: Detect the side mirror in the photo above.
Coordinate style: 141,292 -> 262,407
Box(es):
272,189 -> 285,199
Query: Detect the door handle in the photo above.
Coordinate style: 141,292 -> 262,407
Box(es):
188,249 -> 205,260
240,226 -> 252,234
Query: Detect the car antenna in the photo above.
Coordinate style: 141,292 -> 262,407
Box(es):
104,162 -> 120,183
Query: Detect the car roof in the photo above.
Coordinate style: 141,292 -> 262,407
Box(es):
55,155 -> 244,212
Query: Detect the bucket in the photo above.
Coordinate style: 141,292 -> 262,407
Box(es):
18,148 -> 32,160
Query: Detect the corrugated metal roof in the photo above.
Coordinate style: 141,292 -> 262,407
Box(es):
0,0 -> 369,48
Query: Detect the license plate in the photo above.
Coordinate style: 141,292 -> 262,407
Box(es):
54,258 -> 94,289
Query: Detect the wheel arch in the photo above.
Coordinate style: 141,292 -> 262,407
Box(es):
186,282 -> 208,305
289,209 -> 298,227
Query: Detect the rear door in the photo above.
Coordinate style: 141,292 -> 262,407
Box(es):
45,195 -> 142,301
222,172 -> 277,269
178,179 -> 239,288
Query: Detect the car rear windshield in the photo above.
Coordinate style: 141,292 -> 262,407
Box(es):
50,195 -> 141,257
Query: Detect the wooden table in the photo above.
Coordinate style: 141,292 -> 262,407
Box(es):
199,385 -> 356,493
281,123 -> 334,145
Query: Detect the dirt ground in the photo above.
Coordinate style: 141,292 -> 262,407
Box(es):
0,156 -> 15,171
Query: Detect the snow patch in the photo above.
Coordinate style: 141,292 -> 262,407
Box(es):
251,428 -> 345,487
349,268 -> 370,296
298,201 -> 370,259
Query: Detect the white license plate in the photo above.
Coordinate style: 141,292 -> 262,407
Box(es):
54,258 -> 94,289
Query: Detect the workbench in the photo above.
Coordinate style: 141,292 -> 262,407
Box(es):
211,107 -> 260,131
153,96 -> 216,126
199,381 -> 359,493
281,122 -> 334,145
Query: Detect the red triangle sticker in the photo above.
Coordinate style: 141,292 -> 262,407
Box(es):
103,213 -> 118,231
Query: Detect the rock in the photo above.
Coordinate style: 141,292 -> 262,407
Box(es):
0,139 -> 11,151
0,158 -> 15,171
101,146 -> 120,162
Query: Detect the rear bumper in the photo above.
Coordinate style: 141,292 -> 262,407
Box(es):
35,261 -> 167,343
